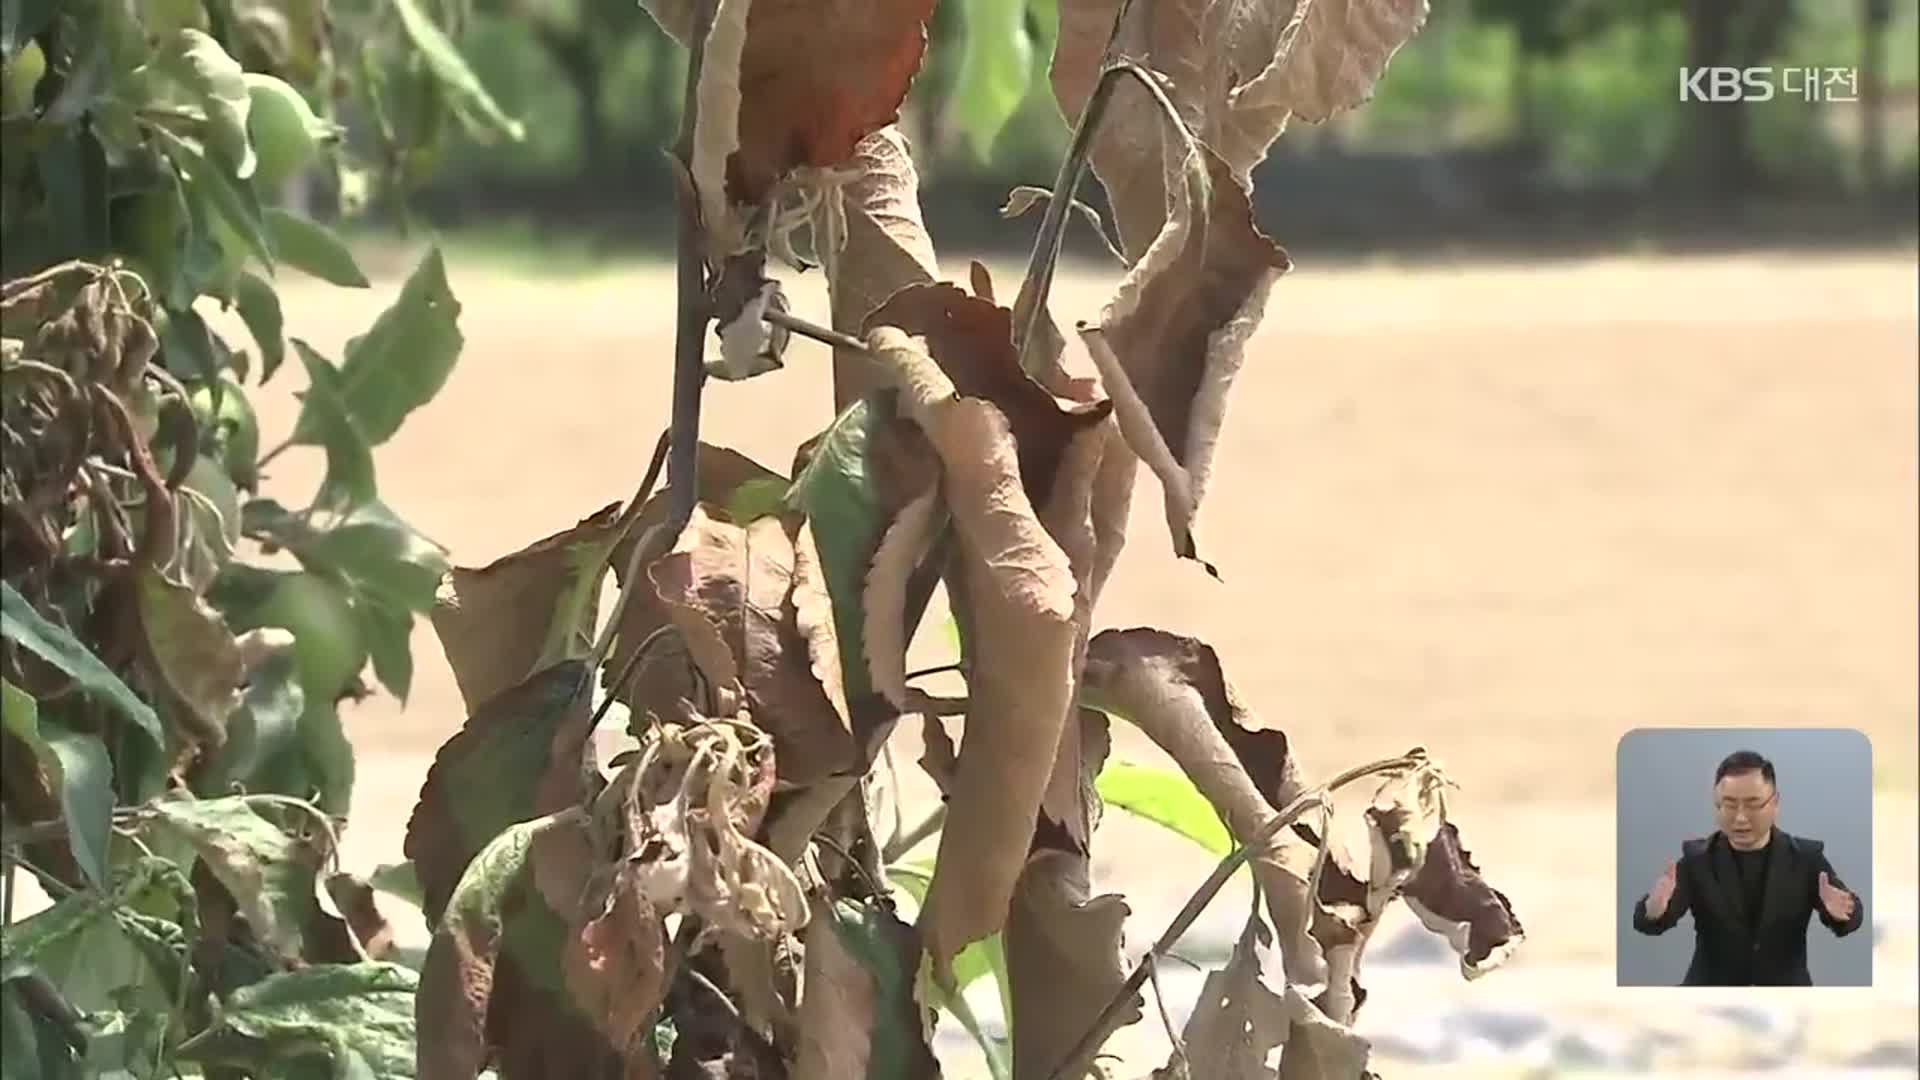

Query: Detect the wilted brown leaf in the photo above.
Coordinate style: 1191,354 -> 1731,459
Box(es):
1051,0 -> 1428,253
815,126 -> 939,409
869,282 -> 1110,510
792,899 -> 939,1080
564,862 -> 667,1066
648,507 -> 856,788
861,489 -> 950,713
604,443 -> 789,715
308,871 -> 397,964
431,503 -> 624,711
136,566 -> 243,750
1081,627 -> 1323,987
416,808 -> 619,1080
686,0 -> 937,262
1006,848 -> 1137,1080
1400,820 -> 1525,980
1157,911 -> 1372,1080
1218,0 -> 1430,176
1079,150 -> 1289,566
1162,913 -> 1290,1080
404,662 -> 597,926
863,327 -> 1080,979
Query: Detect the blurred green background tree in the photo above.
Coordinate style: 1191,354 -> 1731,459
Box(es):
400,0 -> 1920,250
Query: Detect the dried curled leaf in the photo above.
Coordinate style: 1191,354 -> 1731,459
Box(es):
792,899 -> 940,1080
1081,628 -> 1323,987
648,506 -> 856,788
863,327 -> 1079,979
1400,820 -> 1525,980
562,862 -> 666,1067
430,503 -> 624,711
869,282 -> 1110,511
1005,849 -> 1137,1080
1080,150 -> 1289,567
604,442 -> 789,715
136,566 -> 244,752
815,126 -> 939,409
688,0 -> 938,261
1051,0 -> 1429,252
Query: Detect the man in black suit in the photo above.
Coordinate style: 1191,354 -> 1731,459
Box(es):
1631,749 -> 1864,985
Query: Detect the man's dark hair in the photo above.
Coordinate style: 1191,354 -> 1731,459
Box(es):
1715,749 -> 1776,787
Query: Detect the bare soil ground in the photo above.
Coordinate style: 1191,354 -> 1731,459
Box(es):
237,248 -> 1918,1077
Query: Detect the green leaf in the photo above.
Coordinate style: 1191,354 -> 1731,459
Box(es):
297,700 -> 355,816
264,209 -> 370,288
158,127 -> 274,272
944,0 -> 1034,162
786,399 -> 883,700
146,797 -> 324,962
0,583 -> 162,752
1,0 -> 60,60
295,501 -> 449,614
150,28 -> 255,179
290,340 -> 376,511
1095,759 -> 1232,856
355,597 -> 414,702
727,475 -> 793,523
0,680 -> 113,892
417,810 -> 583,1078
883,863 -> 1010,1079
176,962 -> 417,1079
391,0 -> 524,142
233,270 -> 285,379
197,652 -> 305,794
292,248 -> 461,448
1,859 -> 194,1016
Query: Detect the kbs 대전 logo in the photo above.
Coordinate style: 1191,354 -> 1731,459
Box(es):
1680,66 -> 1860,103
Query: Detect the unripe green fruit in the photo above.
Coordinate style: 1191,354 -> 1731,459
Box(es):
186,376 -> 260,488
254,572 -> 365,704
2,41 -> 46,115
244,73 -> 324,191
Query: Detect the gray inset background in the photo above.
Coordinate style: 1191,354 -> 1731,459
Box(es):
1615,727 -> 1874,987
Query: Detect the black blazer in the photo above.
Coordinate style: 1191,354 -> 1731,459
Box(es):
1631,828 -> 1864,986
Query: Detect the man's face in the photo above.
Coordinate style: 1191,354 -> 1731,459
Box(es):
1714,769 -> 1778,850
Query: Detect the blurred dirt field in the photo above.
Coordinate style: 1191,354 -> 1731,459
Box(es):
234,248 -> 1918,1076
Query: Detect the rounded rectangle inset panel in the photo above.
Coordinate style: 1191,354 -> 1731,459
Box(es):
1616,726 -> 1873,987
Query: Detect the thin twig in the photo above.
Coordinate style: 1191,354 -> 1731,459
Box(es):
664,0 -> 717,559
881,804 -> 947,864
585,428 -> 673,676
1041,753 -> 1427,1080
809,831 -> 889,901
764,306 -> 869,356
1011,0 -> 1142,374
903,661 -> 966,683
1145,953 -> 1186,1072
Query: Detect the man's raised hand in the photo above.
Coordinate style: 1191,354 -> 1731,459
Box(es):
1817,871 -> 1856,922
1647,860 -> 1678,918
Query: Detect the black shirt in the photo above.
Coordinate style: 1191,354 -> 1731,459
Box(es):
1730,841 -> 1772,927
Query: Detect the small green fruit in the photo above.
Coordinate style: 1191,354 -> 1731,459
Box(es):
186,376 -> 261,488
254,572 -> 366,704
244,73 -> 326,191
2,40 -> 46,115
